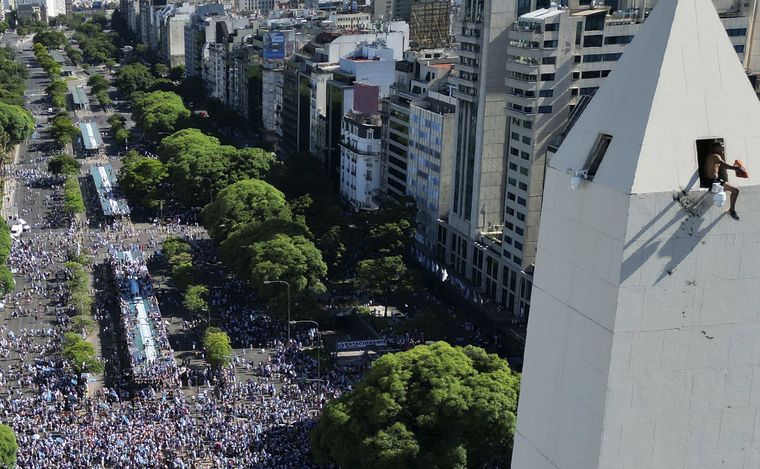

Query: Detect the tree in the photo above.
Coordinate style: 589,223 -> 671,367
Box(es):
158,129 -> 277,207
33,29 -> 67,48
317,225 -> 345,271
169,65 -> 185,82
95,90 -> 112,108
355,256 -> 410,316
153,62 -> 168,78
162,237 -> 190,259
87,74 -> 110,94
183,284 -> 209,317
201,179 -> 291,241
131,91 -> 190,140
62,332 -> 104,374
48,154 -> 80,175
0,102 -> 34,146
0,266 -> 14,294
229,234 -> 327,297
65,45 -> 83,65
63,175 -> 85,214
114,127 -> 129,146
203,327 -> 232,370
50,114 -> 80,147
114,63 -> 155,96
311,342 -> 520,469
169,252 -> 193,290
0,424 -> 17,469
118,152 -> 167,209
367,220 -> 414,257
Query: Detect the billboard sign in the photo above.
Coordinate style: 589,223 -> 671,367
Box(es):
263,32 -> 286,61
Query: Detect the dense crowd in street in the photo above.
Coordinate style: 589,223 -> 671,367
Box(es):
0,156 -> 363,468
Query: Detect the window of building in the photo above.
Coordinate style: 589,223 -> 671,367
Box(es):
572,71 -> 580,80
574,55 -> 582,63
522,120 -> 532,129
601,70 -> 611,78
538,106 -> 552,114
522,136 -> 531,145
580,87 -> 598,96
506,207 -> 514,216
542,56 -> 556,65
544,22 -> 558,32
515,226 -> 524,235
511,132 -> 520,140
583,35 -> 603,48
508,177 -> 517,186
583,54 -> 603,63
571,88 -> 579,96
583,133 -> 613,179
540,73 -> 555,81
604,35 -> 633,45
510,147 -> 519,156
543,40 -> 558,49
539,89 -> 553,97
516,212 -> 525,221
519,182 -> 528,190
507,192 -> 516,201
581,70 -> 601,79
575,21 -> 583,45
520,167 -> 529,176
735,44 -> 745,53
727,28 -> 747,37
696,138 -> 725,188
603,53 -> 622,61
514,241 -> 523,250
517,197 -> 526,206
521,151 -> 530,160
584,11 -> 605,31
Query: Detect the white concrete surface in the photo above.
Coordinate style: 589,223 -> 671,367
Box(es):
512,1 -> 760,468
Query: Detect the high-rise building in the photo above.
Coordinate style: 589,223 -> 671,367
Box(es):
432,0 -> 756,320
339,109 -> 383,211
513,0 -> 760,467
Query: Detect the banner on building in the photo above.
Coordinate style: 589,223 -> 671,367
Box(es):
263,32 -> 286,60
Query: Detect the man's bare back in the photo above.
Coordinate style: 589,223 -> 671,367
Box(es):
703,142 -> 740,220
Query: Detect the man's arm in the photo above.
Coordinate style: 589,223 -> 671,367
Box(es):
715,153 -> 739,171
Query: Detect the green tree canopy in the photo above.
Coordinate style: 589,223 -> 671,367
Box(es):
203,327 -> 232,369
63,175 -> 85,214
201,179 -> 291,241
50,114 -> 80,147
62,332 -> 104,374
158,129 -> 276,207
87,74 -> 110,94
48,154 -> 80,175
183,284 -> 209,316
33,29 -> 67,48
115,63 -> 155,96
356,256 -> 411,316
0,102 -> 34,146
118,152 -> 168,210
0,424 -> 17,469
131,91 -> 190,140
222,233 -> 326,297
311,342 -> 520,469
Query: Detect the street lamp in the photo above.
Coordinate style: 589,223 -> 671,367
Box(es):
289,320 -> 322,380
263,280 -> 291,342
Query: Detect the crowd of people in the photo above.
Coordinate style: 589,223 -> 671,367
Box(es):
0,150 -> 363,467
110,247 -> 178,387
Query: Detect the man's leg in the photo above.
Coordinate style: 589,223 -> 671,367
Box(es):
723,182 -> 740,219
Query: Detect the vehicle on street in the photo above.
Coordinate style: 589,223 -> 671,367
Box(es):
10,224 -> 22,238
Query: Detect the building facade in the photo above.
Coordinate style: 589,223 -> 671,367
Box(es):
339,111 -> 383,211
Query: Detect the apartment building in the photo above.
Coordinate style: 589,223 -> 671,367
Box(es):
339,110 -> 383,211
434,1 -> 754,321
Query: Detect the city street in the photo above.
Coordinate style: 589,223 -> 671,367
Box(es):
0,30 -> 356,468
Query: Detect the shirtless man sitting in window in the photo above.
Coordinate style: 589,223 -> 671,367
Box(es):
703,142 -> 740,220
